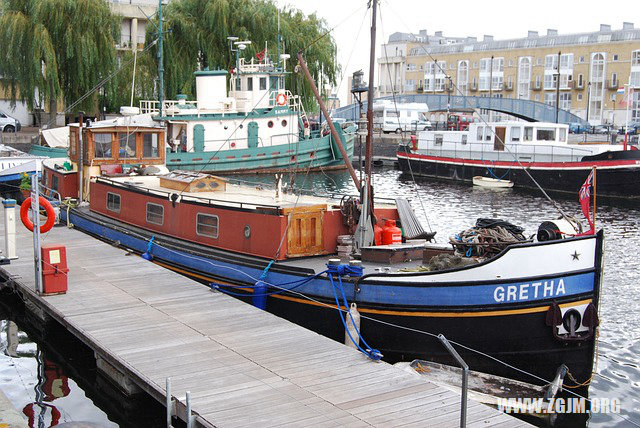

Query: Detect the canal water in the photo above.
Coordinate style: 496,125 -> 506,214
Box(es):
0,167 -> 638,427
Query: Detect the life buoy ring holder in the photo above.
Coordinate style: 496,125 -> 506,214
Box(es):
276,93 -> 287,106
20,196 -> 56,233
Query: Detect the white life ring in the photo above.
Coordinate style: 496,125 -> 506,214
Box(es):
276,93 -> 287,106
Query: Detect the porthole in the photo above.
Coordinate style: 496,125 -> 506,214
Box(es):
268,121 -> 274,128
281,119 -> 288,127
244,225 -> 251,238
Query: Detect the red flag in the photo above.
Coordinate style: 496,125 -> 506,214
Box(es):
579,170 -> 595,234
256,49 -> 266,62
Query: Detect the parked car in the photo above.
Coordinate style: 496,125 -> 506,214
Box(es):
593,125 -> 613,134
568,122 -> 589,133
618,122 -> 640,135
0,112 -> 21,132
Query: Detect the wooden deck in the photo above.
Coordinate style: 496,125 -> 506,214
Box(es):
0,209 -> 530,427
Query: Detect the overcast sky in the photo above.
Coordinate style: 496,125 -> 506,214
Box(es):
282,0 -> 637,104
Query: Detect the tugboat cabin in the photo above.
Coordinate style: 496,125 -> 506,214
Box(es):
42,115 -> 165,200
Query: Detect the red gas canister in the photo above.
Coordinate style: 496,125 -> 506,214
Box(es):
382,219 -> 402,245
41,245 -> 69,295
374,223 -> 383,246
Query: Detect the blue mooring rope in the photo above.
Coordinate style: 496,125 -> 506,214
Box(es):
326,263 -> 382,361
141,235 -> 155,260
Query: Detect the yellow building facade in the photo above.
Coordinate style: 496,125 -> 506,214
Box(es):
403,25 -> 640,126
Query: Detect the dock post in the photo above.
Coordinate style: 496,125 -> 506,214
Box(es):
186,390 -> 193,428
166,377 -> 173,427
438,334 -> 468,428
31,172 -> 43,294
2,199 -> 17,261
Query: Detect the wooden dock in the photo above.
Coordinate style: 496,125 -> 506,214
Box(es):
0,209 -> 530,427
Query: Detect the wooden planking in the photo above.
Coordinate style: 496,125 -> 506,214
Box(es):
0,208 -> 529,428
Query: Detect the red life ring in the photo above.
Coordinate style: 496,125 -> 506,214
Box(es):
276,93 -> 287,106
20,196 -> 55,233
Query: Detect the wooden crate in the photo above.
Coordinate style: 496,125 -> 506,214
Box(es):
361,242 -> 426,264
159,170 -> 226,193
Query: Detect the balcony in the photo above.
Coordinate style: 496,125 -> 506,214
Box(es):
607,79 -> 619,89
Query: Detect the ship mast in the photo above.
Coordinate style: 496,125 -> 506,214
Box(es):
157,0 -> 164,117
364,0 -> 377,209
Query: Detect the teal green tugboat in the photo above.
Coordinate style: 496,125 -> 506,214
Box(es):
141,50 -> 355,174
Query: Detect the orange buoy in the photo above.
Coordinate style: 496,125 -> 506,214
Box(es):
20,196 -> 55,233
276,93 -> 287,106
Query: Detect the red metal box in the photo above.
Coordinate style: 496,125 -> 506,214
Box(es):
41,245 -> 69,295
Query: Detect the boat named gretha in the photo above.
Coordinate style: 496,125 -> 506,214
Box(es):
398,121 -> 640,201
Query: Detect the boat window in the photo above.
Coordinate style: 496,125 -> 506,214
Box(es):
536,128 -> 556,141
559,128 -> 567,141
524,127 -> 534,141
386,110 -> 399,118
146,203 -> 164,225
119,132 -> 136,158
94,133 -> 113,158
196,213 -> 219,238
461,135 -> 467,145
434,134 -> 443,146
281,119 -> 287,127
247,77 -> 253,91
270,76 -> 278,91
143,133 -> 159,158
485,129 -> 492,141
107,192 -> 121,213
511,127 -> 521,142
259,77 -> 267,90
268,121 -> 274,128
476,126 -> 483,141
235,77 -> 241,91
52,175 -> 59,192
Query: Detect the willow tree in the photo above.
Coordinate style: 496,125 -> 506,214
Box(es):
149,0 -> 338,112
0,0 -> 119,124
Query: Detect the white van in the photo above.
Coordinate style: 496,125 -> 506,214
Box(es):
372,101 -> 430,133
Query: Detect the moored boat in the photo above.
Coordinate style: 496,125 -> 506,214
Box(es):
398,121 -> 640,201
138,49 -> 355,174
33,1 -> 603,391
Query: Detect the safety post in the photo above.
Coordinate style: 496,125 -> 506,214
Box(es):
31,169 -> 43,294
438,334 -> 468,428
2,199 -> 17,262
166,377 -> 173,428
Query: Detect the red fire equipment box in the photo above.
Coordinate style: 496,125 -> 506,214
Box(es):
41,245 -> 68,295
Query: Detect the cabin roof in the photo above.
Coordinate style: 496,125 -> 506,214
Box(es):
104,175 -> 342,210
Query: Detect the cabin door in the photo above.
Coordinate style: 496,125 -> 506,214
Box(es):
248,121 -> 259,148
494,127 -> 506,151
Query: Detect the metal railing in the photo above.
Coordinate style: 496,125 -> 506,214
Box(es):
422,140 -> 594,163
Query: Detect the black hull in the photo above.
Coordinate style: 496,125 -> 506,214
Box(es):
397,148 -> 640,201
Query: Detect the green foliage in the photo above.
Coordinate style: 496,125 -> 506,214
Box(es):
19,173 -> 31,191
102,50 -> 157,113
0,0 -> 119,115
147,0 -> 338,112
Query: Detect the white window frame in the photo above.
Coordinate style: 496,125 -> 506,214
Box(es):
196,213 -> 219,238
146,202 -> 164,226
106,192 -> 121,213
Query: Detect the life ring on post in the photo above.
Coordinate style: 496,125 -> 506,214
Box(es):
20,196 -> 55,233
276,93 -> 287,106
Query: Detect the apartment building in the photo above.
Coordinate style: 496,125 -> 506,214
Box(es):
398,24 -> 640,126
107,0 -> 170,51
378,30 -> 466,97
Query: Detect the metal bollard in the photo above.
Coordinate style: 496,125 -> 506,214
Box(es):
186,390 -> 192,428
438,334 -> 468,428
166,377 -> 173,428
2,199 -> 17,261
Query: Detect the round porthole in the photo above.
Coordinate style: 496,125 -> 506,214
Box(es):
224,125 -> 228,130
244,225 -> 251,238
268,121 -> 274,128
239,124 -> 244,129
281,119 -> 287,127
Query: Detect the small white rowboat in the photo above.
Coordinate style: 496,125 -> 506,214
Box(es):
473,176 -> 514,188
